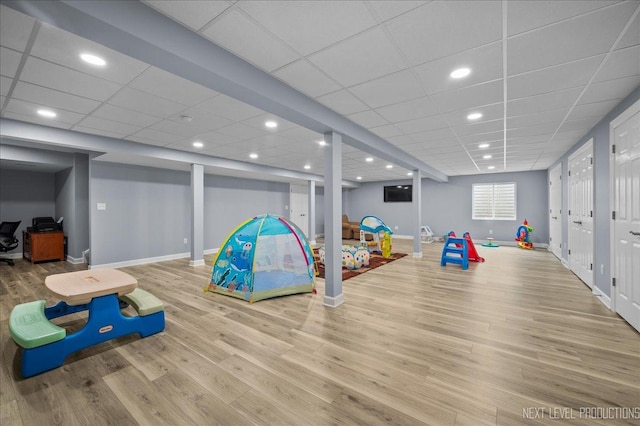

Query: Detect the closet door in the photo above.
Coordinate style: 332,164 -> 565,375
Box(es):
548,163 -> 562,260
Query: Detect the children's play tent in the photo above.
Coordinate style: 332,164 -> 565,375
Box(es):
205,214 -> 315,302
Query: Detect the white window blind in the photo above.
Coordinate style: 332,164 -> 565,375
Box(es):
472,183 -> 516,220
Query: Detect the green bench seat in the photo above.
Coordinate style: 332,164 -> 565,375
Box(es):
118,288 -> 164,316
9,300 -> 66,349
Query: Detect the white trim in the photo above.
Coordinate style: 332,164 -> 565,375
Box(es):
204,248 -> 219,255
1,252 -> 22,259
609,99 -> 640,314
413,252 -> 423,258
90,251 -> 190,269
592,286 -> 612,310
66,255 -> 85,264
189,259 -> 205,267
323,293 -> 344,308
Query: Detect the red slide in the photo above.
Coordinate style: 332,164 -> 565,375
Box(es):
463,232 -> 485,262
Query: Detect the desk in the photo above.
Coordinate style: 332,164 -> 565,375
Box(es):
15,268 -> 164,377
23,230 -> 64,263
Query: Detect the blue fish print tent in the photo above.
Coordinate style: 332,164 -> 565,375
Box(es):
205,214 -> 315,302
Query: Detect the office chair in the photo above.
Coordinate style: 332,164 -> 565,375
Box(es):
0,221 -> 21,266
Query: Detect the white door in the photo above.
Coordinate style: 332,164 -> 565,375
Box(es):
289,184 -> 309,237
548,163 -> 562,260
611,100 -> 640,332
568,140 -> 593,288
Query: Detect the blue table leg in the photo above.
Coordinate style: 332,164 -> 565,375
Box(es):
21,294 -> 165,377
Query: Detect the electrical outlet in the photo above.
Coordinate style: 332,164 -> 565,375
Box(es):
394,225 -> 399,230
184,238 -> 188,244
97,203 -> 106,211
600,264 -> 604,275
489,229 -> 493,235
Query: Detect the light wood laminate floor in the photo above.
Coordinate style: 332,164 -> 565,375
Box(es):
1,240 -> 638,425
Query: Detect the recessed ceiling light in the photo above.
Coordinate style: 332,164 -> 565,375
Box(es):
488,166 -> 495,170
365,157 -> 373,162
181,115 -> 193,123
478,143 -> 490,149
318,140 -> 327,146
80,53 -> 106,66
356,176 -> 362,180
386,165 -> 393,169
192,141 -> 203,148
265,120 -> 277,128
483,154 -> 492,159
467,112 -> 483,121
450,67 -> 471,79
37,109 -> 56,118
407,172 -> 413,176
249,153 -> 258,159
304,164 -> 311,170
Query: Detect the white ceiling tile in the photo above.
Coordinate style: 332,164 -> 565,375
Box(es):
92,103 -> 162,128
508,2 -> 636,75
461,130 -> 504,144
129,66 -> 218,106
507,108 -> 569,129
415,42 -> 503,95
453,119 -> 504,137
201,9 -> 299,72
346,110 -> 389,128
395,114 -> 449,134
386,0 -> 502,66
442,103 -> 504,127
216,122 -> 267,139
568,100 -> 619,121
144,0 -> 231,31
578,75 -> 639,104
75,116 -> 141,136
507,55 -> 603,99
308,28 -> 407,87
12,82 -> 100,114
195,130 -> 241,146
2,111 -> 72,130
408,128 -> 457,144
20,57 -> 122,102
30,23 -> 150,85
238,1 -> 378,56
430,80 -> 503,114
368,1 -> 427,22
386,134 -> 418,146
559,117 -> 600,132
147,119 -> 209,138
5,98 -> 84,125
108,87 -> 188,118
349,69 -> 426,109
242,114 -> 298,132
369,124 -> 403,138
195,94 -> 264,121
374,97 -> 439,123
616,11 -> 639,50
0,75 -> 13,97
593,45 -> 640,83
507,122 -> 561,139
507,1 -> 619,36
128,128 -> 182,145
72,125 -> 127,139
0,96 -> 5,106
273,59 -> 341,97
0,5 -> 35,52
167,107 -> 232,131
316,89 -> 369,115
278,126 -> 322,142
0,47 -> 21,78
508,87 -> 582,116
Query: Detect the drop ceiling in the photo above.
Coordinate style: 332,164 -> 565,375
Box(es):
1,1 -> 638,182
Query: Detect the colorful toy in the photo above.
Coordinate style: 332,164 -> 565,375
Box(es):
359,215 -> 393,258
446,231 -> 485,262
440,233 -> 469,270
515,219 -> 534,249
205,214 -> 315,302
318,244 -> 370,270
481,237 -> 499,248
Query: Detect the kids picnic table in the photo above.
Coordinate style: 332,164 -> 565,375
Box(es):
9,268 -> 165,378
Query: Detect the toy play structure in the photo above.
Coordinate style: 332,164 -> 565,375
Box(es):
440,231 -> 485,270
359,215 -> 393,258
205,214 -> 315,303
515,219 -> 534,249
318,244 -> 370,270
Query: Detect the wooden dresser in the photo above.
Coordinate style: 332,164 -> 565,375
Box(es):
22,231 -> 65,264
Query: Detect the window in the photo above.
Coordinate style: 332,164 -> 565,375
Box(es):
472,183 -> 516,220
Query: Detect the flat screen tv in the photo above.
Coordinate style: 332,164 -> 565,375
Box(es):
384,185 -> 412,202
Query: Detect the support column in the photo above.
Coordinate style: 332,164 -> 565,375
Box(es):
413,170 -> 423,258
323,131 -> 344,308
190,164 -> 204,266
308,180 -> 316,245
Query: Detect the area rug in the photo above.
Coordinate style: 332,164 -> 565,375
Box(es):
313,249 -> 407,281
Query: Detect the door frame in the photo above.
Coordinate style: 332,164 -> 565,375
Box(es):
548,163 -> 562,261
609,99 -> 640,313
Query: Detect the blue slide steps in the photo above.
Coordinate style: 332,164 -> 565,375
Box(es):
440,236 -> 469,270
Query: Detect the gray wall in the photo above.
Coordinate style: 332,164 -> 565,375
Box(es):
315,186 -> 325,235
550,86 -> 640,298
0,168 -> 56,254
346,170 -> 548,244
55,153 -> 90,259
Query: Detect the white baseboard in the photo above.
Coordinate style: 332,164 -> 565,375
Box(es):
90,251 -> 190,269
66,255 -> 85,264
189,259 -> 205,267
413,252 -> 423,258
204,248 -> 219,255
323,293 -> 344,308
1,252 -> 22,259
592,286 -> 612,310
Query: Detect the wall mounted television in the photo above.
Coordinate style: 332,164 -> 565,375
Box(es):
384,185 -> 412,202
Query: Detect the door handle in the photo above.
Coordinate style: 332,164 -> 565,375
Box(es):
630,231 -> 640,236
573,221 -> 582,225
552,216 -> 558,220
